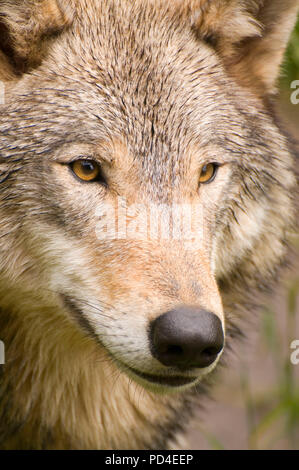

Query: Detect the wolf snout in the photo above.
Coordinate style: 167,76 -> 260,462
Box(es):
150,307 -> 224,369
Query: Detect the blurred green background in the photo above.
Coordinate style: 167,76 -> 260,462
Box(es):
282,18 -> 299,85
186,17 -> 299,451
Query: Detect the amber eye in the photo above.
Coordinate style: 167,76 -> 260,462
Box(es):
199,163 -> 218,184
70,160 -> 103,182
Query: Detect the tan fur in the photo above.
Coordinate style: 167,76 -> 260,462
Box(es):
0,50 -> 14,80
0,0 -> 74,73
229,0 -> 299,93
0,0 -> 298,450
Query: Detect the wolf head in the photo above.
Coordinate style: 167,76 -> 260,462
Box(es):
0,0 -> 298,447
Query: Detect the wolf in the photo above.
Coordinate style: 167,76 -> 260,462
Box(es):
0,0 -> 298,450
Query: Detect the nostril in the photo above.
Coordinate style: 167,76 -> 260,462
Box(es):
202,346 -> 222,358
167,345 -> 183,355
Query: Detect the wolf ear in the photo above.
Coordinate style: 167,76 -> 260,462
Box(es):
0,0 -> 74,77
189,0 -> 299,94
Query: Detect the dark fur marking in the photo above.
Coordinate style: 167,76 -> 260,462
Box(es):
60,293 -> 99,342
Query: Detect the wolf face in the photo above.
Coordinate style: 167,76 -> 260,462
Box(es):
0,0 -> 297,450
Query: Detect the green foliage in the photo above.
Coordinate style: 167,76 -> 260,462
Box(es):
248,281 -> 299,450
281,16 -> 299,86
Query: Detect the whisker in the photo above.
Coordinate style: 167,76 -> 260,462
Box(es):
40,286 -> 131,319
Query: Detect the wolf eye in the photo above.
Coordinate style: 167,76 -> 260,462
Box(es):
70,160 -> 105,183
199,163 -> 219,184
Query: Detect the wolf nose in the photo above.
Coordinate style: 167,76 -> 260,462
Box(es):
150,306 -> 224,369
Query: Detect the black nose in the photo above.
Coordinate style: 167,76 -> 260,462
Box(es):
150,306 -> 224,369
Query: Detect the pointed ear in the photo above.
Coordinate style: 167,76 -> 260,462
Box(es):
230,0 -> 299,94
0,0 -> 74,77
187,0 -> 299,94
